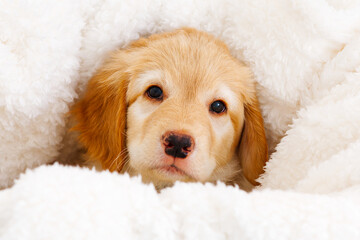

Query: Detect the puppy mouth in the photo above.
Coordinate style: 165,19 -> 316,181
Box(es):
160,164 -> 186,175
154,164 -> 193,179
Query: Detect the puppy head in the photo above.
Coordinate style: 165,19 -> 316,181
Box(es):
72,28 -> 268,187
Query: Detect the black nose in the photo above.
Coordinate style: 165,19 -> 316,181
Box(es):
162,132 -> 194,158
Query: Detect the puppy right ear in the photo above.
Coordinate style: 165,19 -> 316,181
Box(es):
71,53 -> 129,172
238,96 -> 268,186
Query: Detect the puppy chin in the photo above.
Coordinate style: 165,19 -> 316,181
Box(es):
128,163 -> 219,192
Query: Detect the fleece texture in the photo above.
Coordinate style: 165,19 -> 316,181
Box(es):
1,0 -> 360,239
1,165 -> 360,240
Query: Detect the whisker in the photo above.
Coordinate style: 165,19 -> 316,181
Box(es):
108,153 -> 121,170
109,147 -> 128,170
120,155 -> 131,172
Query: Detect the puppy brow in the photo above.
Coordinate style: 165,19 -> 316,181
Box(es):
127,69 -> 164,102
136,70 -> 163,87
215,85 -> 240,110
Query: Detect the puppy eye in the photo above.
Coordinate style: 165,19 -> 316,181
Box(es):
210,100 -> 227,114
146,86 -> 163,100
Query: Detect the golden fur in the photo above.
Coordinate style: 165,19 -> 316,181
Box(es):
72,28 -> 268,190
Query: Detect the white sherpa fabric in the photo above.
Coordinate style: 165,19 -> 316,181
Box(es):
1,0 -> 360,239
1,165 -> 360,240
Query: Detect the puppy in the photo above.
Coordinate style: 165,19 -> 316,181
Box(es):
72,28 -> 268,190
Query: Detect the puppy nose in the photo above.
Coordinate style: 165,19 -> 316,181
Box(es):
162,132 -> 194,159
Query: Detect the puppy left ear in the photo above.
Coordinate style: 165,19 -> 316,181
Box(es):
71,52 -> 129,172
238,97 -> 268,186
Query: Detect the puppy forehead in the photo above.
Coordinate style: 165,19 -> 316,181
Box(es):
126,31 -> 252,104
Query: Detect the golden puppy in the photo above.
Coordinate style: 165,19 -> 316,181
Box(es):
72,28 -> 268,190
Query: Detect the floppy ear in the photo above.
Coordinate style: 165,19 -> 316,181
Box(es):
238,97 -> 268,186
71,56 -> 129,172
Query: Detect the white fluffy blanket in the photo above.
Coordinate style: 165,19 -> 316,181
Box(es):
1,0 -> 360,239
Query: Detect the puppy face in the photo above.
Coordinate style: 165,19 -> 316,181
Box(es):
72,28 -> 268,189
126,42 -> 249,185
